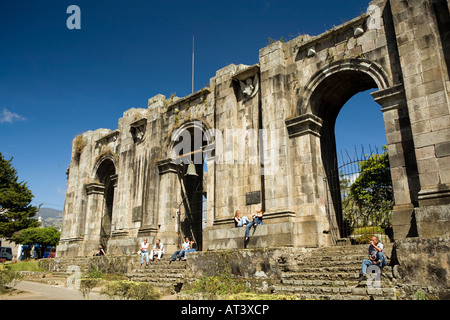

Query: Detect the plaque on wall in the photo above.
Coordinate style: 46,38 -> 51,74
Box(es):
246,191 -> 261,205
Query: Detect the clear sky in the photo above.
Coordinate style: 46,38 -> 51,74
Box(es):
0,0 -> 386,210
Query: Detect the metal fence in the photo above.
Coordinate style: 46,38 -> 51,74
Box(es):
324,146 -> 394,245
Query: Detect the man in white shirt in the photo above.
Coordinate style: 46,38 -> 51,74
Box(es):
358,236 -> 387,281
169,237 -> 191,263
150,238 -> 165,261
140,238 -> 150,266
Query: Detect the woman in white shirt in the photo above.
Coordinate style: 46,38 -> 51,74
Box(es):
140,238 -> 150,266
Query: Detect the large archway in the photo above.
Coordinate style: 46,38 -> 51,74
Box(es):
304,59 -> 392,242
169,120 -> 212,251
93,157 -> 117,251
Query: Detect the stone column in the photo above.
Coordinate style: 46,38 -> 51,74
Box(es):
372,84 -> 420,239
84,182 -> 105,255
285,113 -> 332,246
157,159 -> 182,252
391,0 -> 450,237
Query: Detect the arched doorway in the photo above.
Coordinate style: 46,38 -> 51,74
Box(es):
333,90 -> 393,243
304,59 -> 392,243
170,120 -> 212,251
94,157 -> 116,251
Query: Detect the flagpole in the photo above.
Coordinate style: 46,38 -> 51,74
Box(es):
192,34 -> 195,94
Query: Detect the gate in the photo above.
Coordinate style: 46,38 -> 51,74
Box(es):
324,146 -> 393,245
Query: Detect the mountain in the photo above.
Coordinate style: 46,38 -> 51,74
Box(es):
38,207 -> 63,230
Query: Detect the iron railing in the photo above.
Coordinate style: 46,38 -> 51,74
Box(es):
325,146 -> 394,245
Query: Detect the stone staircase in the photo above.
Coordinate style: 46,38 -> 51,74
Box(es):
125,260 -> 187,294
273,244 -> 397,300
122,244 -> 398,300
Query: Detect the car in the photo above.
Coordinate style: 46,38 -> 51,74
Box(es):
0,247 -> 13,261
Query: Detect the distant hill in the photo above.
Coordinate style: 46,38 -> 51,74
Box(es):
38,207 -> 63,230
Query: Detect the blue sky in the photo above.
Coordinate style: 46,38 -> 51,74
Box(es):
0,0 -> 386,210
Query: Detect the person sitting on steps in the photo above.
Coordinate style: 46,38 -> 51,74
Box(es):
150,238 -> 165,262
181,239 -> 197,261
169,236 -> 191,264
357,235 -> 387,282
234,210 -> 250,227
245,207 -> 263,241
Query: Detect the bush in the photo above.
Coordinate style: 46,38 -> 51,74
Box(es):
100,280 -> 161,300
0,264 -> 24,294
80,278 -> 101,300
352,226 -> 385,244
85,264 -> 105,279
186,272 -> 248,296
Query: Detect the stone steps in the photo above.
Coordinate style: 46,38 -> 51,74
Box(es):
124,244 -> 397,300
274,244 -> 397,300
125,260 -> 187,294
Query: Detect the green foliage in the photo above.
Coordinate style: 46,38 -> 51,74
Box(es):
353,226 -> 384,235
73,135 -> 86,162
187,272 -> 248,296
267,37 -> 284,45
0,152 -> 40,239
100,280 -> 162,300
7,260 -> 43,272
0,264 -> 24,294
352,226 -> 385,244
226,292 -> 297,300
11,227 -> 60,259
84,264 -> 105,279
342,147 -> 393,232
80,278 -> 101,300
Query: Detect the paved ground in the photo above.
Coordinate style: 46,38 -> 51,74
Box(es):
1,280 -> 109,300
1,280 -> 178,300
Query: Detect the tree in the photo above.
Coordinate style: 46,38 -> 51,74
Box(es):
348,146 -> 393,228
11,227 -> 60,259
0,152 -> 40,239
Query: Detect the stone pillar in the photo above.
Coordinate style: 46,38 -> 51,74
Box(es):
157,159 -> 182,252
84,182 -> 105,255
285,113 -> 332,246
372,84 -> 420,239
391,0 -> 450,237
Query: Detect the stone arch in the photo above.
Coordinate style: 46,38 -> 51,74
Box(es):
162,119 -> 214,251
167,119 -> 214,162
91,155 -> 117,251
300,58 -> 391,116
91,153 -> 117,181
296,58 -> 395,241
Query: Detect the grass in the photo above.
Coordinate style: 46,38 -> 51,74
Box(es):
5,260 -> 44,272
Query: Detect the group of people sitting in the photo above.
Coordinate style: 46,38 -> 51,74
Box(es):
139,236 -> 196,266
234,207 -> 263,241
106,208 -> 389,284
137,208 -> 265,265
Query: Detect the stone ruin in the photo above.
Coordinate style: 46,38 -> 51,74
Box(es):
57,0 -> 450,258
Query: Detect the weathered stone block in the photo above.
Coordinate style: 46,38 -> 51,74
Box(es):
392,236 -> 450,299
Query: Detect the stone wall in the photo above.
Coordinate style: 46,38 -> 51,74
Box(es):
391,235 -> 450,299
